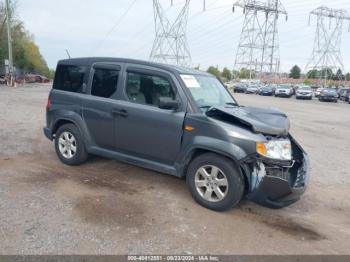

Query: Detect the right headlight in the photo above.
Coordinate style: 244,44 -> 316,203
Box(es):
256,140 -> 292,161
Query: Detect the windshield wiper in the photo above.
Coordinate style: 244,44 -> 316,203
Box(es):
199,105 -> 213,112
225,102 -> 238,107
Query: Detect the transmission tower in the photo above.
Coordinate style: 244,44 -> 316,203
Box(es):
233,0 -> 287,79
150,0 -> 192,67
305,6 -> 350,82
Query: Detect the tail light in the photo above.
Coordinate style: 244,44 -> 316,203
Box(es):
46,98 -> 52,109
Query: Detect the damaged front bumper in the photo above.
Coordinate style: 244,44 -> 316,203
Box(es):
243,137 -> 310,209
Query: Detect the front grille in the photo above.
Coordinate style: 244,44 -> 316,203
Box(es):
265,166 -> 289,181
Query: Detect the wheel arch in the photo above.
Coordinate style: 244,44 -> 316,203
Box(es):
51,115 -> 93,149
178,146 -> 250,192
52,119 -> 76,135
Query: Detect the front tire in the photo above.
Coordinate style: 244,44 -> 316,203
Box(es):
186,153 -> 244,212
55,124 -> 88,166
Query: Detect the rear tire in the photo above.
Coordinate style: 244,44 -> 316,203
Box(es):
55,124 -> 88,166
186,153 -> 244,212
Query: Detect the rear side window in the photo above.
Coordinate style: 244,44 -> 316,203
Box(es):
53,65 -> 86,93
91,68 -> 119,98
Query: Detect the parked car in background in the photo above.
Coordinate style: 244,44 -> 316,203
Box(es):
275,85 -> 293,98
233,84 -> 247,93
37,75 -> 50,83
296,86 -> 313,100
25,73 -> 50,83
315,88 -> 325,97
319,89 -> 338,102
259,86 -> 274,96
245,85 -> 259,94
338,88 -> 350,102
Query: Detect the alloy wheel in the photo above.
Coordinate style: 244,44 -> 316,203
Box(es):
58,131 -> 77,159
194,165 -> 229,202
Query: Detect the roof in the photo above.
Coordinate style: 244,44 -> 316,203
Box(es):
58,57 -> 211,76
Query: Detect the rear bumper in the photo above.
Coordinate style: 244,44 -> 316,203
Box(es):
320,96 -> 337,101
43,127 -> 53,140
296,94 -> 312,99
245,138 -> 310,209
275,93 -> 291,97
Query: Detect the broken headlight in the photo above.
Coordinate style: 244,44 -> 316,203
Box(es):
256,139 -> 292,161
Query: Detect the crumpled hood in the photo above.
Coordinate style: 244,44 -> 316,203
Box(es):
206,106 -> 290,136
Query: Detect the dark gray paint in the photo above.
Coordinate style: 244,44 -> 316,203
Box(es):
44,57 -> 310,208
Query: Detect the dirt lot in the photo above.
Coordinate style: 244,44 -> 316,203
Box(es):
0,84 -> 349,255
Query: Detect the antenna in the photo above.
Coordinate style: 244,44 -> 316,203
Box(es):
65,49 -> 71,59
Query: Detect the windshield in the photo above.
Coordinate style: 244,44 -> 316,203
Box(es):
278,85 -> 291,90
262,87 -> 273,91
181,74 -> 237,110
324,89 -> 337,93
299,86 -> 311,90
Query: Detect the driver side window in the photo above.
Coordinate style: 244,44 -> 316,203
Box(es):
126,72 -> 175,107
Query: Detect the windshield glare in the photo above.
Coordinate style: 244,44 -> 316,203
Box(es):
324,89 -> 337,93
181,75 -> 236,110
278,86 -> 291,89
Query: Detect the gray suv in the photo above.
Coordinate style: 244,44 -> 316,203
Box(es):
43,58 -> 310,211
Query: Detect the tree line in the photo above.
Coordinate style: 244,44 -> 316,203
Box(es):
289,65 -> 350,81
0,1 -> 52,77
202,64 -> 350,82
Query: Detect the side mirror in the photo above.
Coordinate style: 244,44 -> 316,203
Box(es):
158,97 -> 179,110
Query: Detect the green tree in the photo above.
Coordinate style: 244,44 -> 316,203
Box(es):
207,66 -> 221,78
307,68 -> 334,80
320,68 -> 334,80
239,68 -> 255,79
289,65 -> 301,79
0,1 -> 50,77
345,73 -> 350,81
307,69 -> 318,79
333,69 -> 344,80
232,70 -> 239,79
221,67 -> 232,81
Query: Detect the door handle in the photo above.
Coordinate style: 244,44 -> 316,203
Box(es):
111,109 -> 128,117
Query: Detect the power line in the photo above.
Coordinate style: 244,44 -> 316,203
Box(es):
93,0 -> 137,54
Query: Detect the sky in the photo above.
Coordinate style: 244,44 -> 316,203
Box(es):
16,0 -> 350,73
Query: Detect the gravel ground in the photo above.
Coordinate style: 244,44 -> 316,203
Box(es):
0,84 -> 349,255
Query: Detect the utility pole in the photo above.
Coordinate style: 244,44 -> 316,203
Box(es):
5,0 -> 14,86
305,6 -> 350,87
233,0 -> 287,81
150,0 -> 192,67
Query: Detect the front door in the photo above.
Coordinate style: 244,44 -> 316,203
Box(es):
115,67 -> 186,165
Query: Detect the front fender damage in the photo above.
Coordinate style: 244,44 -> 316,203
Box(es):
243,136 -> 310,209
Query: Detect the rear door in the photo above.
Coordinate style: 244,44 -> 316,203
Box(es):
114,65 -> 186,165
82,63 -> 123,150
